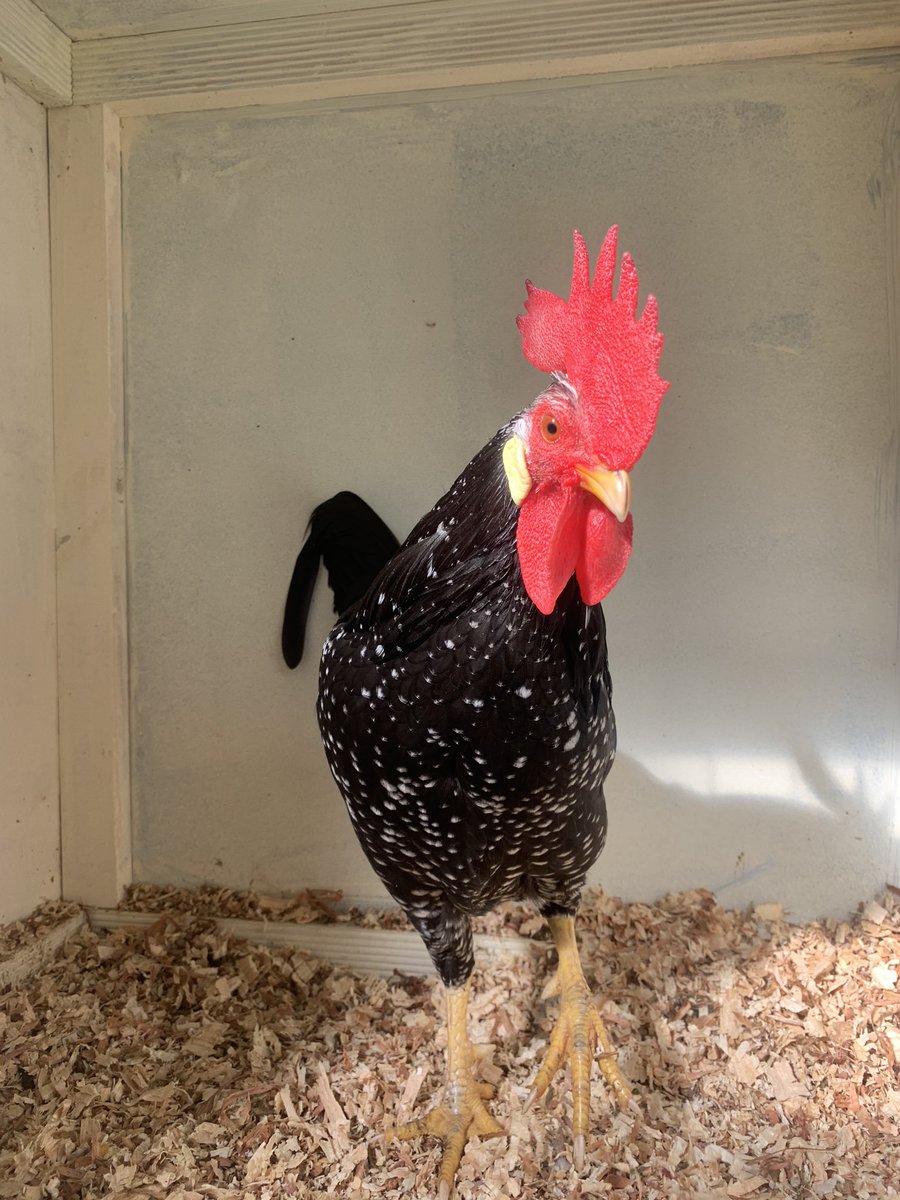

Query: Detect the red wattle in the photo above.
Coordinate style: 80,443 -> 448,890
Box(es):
516,483 -> 581,616
516,487 -> 633,614
576,503 -> 632,606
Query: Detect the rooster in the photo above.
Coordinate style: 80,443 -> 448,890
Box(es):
296,227 -> 668,1194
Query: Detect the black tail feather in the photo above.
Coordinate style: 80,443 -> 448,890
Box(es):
281,491 -> 400,668
281,535 -> 324,669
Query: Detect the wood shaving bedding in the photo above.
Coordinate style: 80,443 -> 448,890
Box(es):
0,903 -> 82,959
1,888 -> 898,1199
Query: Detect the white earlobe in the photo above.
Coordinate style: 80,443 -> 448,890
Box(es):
502,436 -> 532,506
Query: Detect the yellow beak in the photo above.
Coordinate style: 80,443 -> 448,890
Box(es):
575,464 -> 631,522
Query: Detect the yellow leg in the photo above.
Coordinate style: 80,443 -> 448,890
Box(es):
529,915 -> 634,1168
385,984 -> 504,1199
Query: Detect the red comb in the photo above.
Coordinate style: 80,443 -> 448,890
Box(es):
517,227 -> 669,471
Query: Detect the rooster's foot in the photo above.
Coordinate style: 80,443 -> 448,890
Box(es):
386,1078 -> 503,1199
529,915 -> 634,1169
384,985 -> 504,1199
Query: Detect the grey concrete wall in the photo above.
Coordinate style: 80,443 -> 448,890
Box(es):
0,77 -> 59,923
122,54 -> 900,918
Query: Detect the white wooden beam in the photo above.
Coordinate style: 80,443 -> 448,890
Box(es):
49,104 -> 131,908
68,0 -> 900,113
88,909 -> 542,977
0,913 -> 86,989
0,0 -> 71,106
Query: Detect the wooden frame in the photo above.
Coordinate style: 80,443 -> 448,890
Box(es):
49,104 -> 130,906
3,0 -> 896,905
0,0 -> 70,106
71,2 -> 900,115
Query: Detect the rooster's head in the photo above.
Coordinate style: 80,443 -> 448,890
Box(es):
505,226 -> 669,615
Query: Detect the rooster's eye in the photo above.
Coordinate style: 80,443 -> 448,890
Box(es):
541,414 -> 561,442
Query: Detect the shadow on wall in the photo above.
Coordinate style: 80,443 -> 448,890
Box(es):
598,750 -> 894,920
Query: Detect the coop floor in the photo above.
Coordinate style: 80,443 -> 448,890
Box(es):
1,888 -> 899,1200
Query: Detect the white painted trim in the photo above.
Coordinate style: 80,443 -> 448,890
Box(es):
70,0 -> 900,112
89,909 -> 541,977
50,104 -> 132,908
0,0 -> 71,106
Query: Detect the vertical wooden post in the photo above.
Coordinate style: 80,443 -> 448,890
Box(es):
49,104 -> 131,906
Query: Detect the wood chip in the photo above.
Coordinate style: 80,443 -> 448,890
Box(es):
1,888 -> 898,1198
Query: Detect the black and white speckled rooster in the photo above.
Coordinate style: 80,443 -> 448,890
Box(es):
303,227 -> 668,1195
